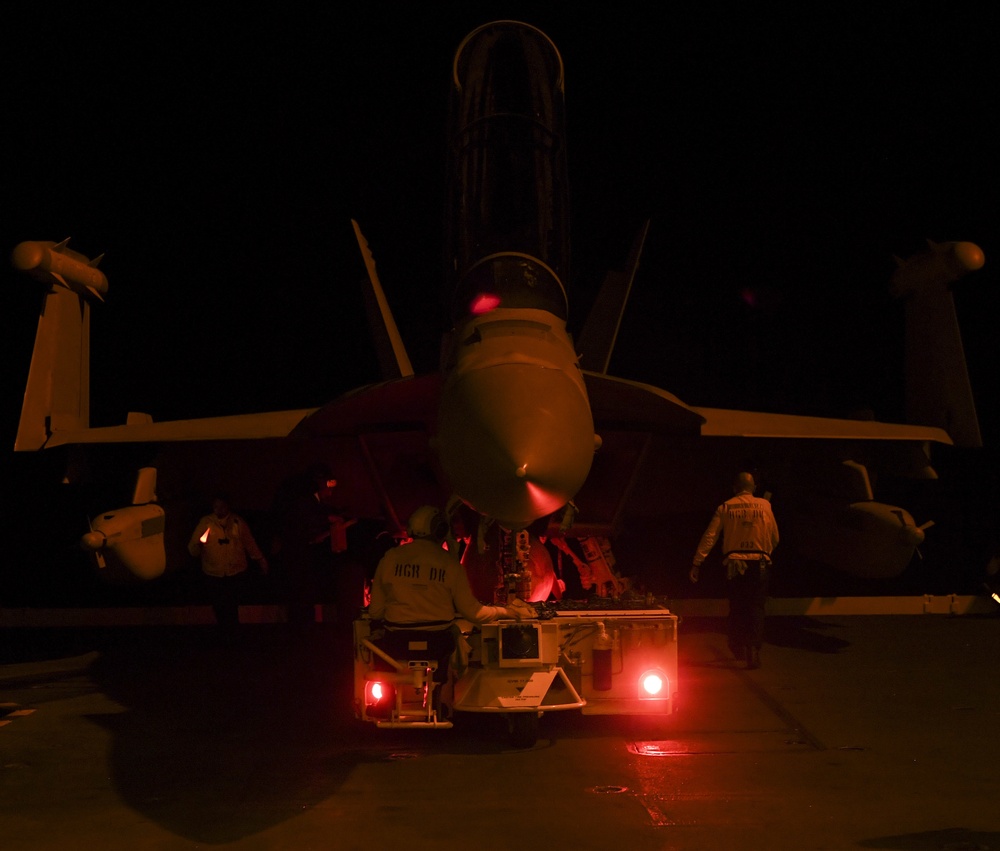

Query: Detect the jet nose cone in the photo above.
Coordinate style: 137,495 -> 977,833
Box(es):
437,362 -> 596,528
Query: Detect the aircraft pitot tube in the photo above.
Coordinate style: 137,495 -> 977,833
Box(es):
435,21 -> 600,532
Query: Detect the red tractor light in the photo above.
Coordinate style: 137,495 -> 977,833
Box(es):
638,669 -> 669,700
364,679 -> 396,719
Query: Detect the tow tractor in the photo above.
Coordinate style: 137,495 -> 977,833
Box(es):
353,597 -> 678,748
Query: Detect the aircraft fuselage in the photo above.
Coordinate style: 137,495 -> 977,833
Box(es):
436,22 -> 598,530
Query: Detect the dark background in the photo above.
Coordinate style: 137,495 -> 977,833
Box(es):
3,4 -> 999,599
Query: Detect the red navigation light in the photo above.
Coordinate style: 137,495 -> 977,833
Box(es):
639,669 -> 668,699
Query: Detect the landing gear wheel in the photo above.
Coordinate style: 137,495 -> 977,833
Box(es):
507,712 -> 539,748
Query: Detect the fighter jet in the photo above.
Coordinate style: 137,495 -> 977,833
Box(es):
10,21 -> 984,593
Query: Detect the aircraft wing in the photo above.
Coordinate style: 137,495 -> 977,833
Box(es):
41,408 -> 318,448
30,382 -> 438,451
574,373 -> 952,539
582,371 -> 951,443
583,371 -> 705,432
289,374 -> 441,438
694,406 -> 952,443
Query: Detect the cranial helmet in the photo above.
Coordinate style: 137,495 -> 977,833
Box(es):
407,505 -> 447,540
733,472 -> 756,494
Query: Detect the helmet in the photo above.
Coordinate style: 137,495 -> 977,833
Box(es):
407,505 -> 447,540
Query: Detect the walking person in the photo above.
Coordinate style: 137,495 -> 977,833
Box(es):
690,472 -> 778,668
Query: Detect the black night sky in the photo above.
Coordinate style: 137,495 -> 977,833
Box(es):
3,5 -> 999,469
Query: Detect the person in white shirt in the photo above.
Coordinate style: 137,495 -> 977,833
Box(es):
368,505 -> 526,683
188,493 -> 268,628
690,472 -> 778,669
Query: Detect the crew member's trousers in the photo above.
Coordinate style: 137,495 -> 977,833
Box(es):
726,560 -> 768,650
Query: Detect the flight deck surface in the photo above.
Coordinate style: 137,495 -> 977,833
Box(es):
1,612 -> 998,850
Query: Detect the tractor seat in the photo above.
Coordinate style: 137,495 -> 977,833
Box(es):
371,628 -> 456,684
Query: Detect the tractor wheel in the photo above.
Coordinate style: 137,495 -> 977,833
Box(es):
507,712 -> 539,748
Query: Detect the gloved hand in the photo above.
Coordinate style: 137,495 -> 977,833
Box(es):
505,598 -> 537,620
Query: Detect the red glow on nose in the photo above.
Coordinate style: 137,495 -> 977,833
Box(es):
470,293 -> 501,314
525,480 -> 564,517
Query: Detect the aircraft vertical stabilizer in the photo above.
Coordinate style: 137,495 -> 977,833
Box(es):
352,219 -> 414,380
576,220 -> 650,375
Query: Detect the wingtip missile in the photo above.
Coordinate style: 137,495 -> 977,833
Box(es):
889,239 -> 985,299
12,239 -> 108,301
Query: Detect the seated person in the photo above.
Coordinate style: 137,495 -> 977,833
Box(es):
368,505 -> 526,683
